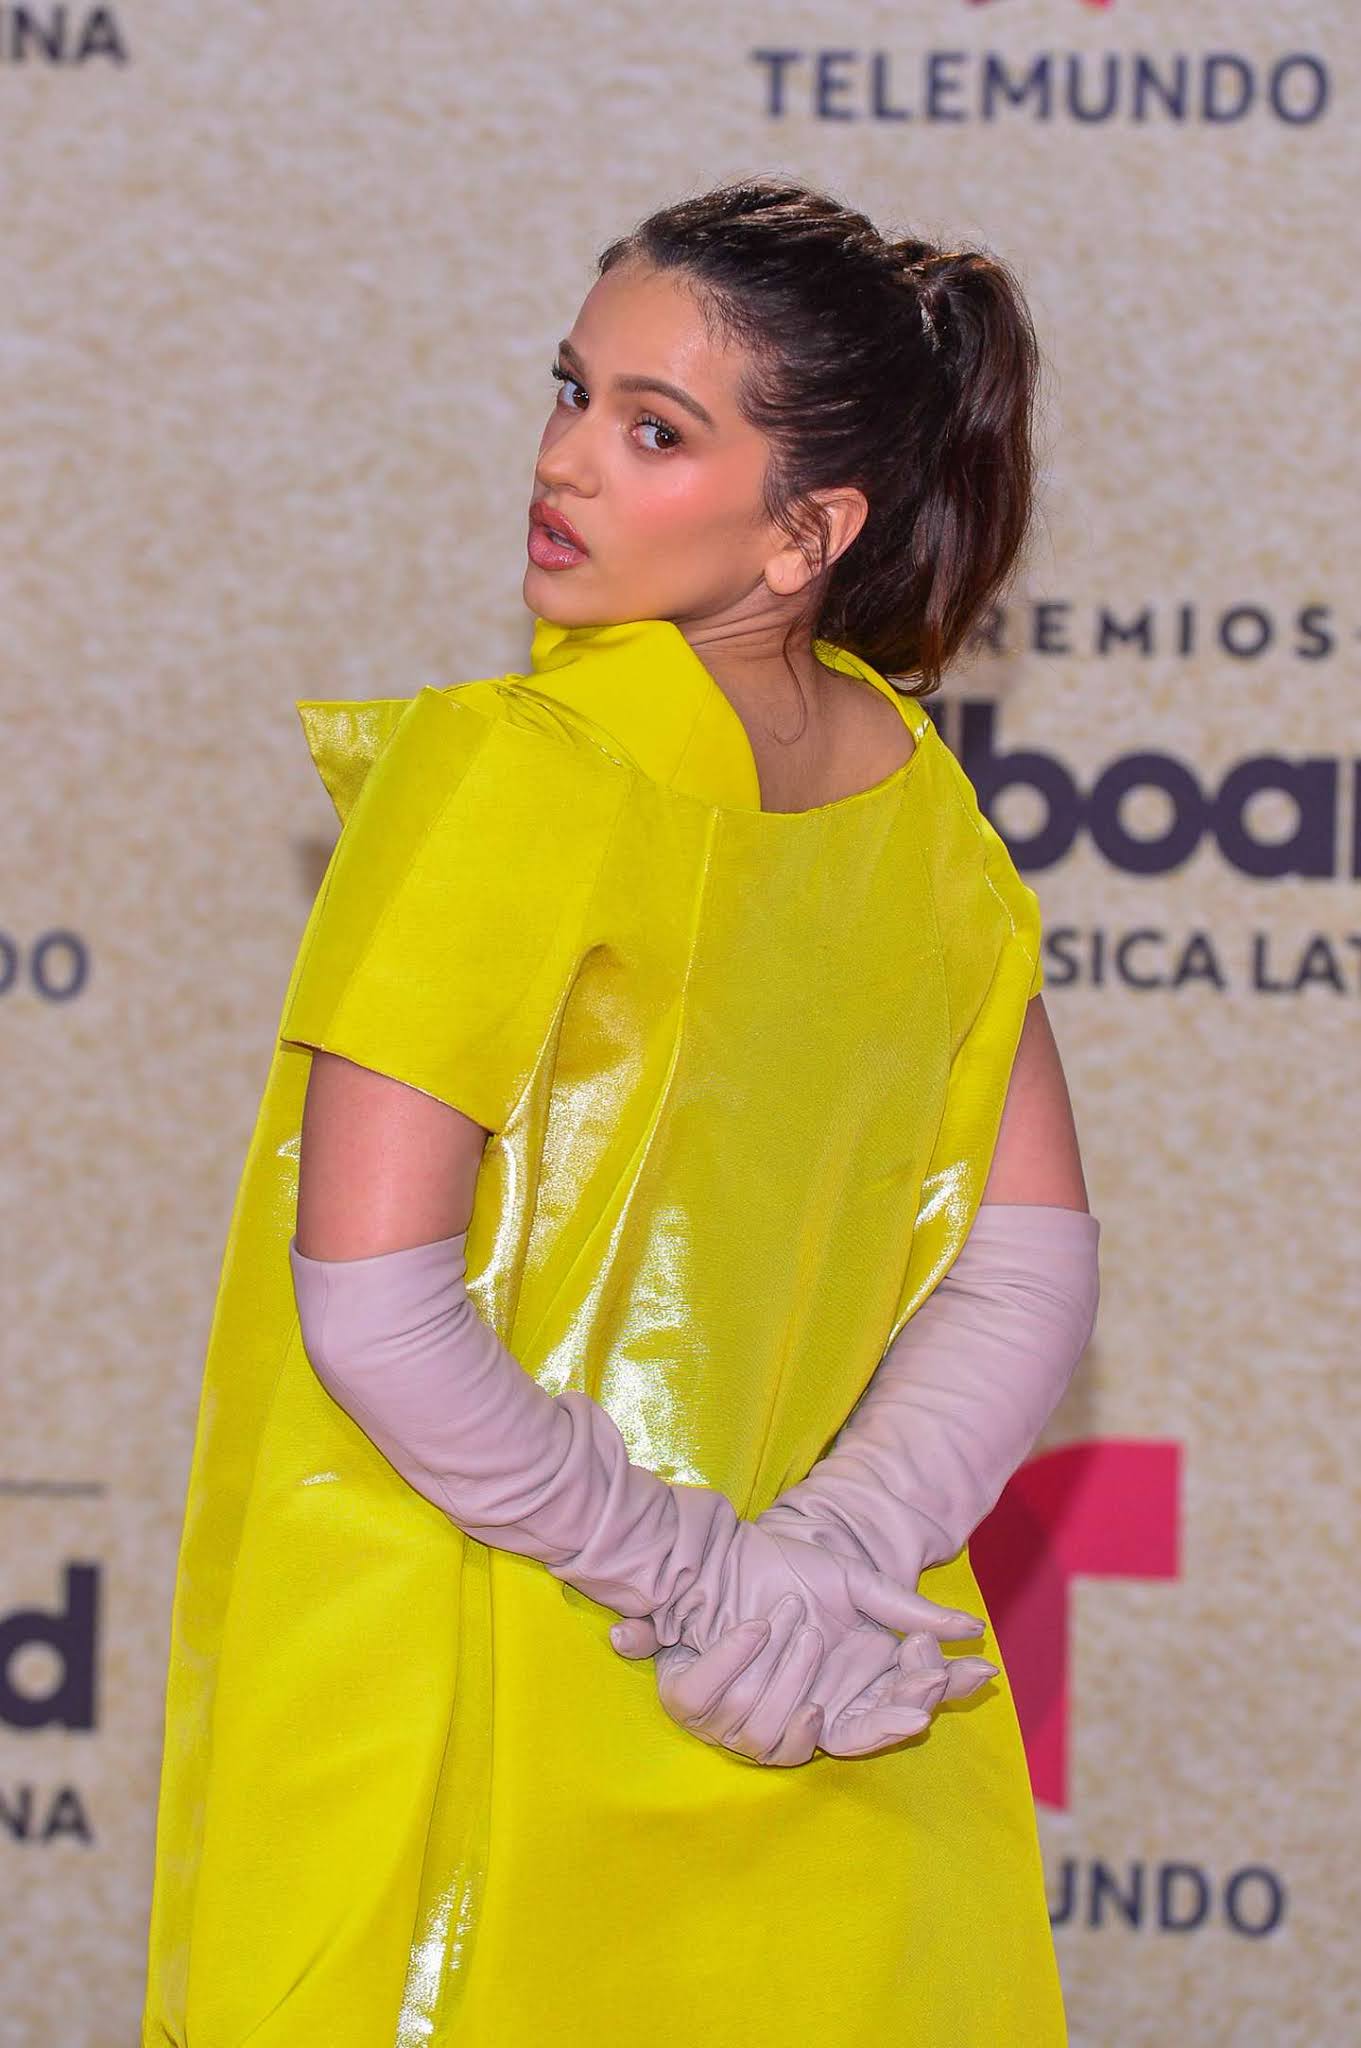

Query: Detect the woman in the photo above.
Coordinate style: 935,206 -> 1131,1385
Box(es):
143,178 -> 1099,2045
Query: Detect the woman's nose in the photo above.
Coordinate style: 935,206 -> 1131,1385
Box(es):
535,410 -> 596,491
534,446 -> 584,493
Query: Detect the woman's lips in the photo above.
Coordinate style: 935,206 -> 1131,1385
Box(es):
527,520 -> 590,569
528,500 -> 590,568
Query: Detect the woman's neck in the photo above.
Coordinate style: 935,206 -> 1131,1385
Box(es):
684,620 -> 914,813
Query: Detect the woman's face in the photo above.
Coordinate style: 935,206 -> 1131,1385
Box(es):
525,260 -> 815,632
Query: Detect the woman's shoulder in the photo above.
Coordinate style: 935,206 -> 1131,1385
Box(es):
910,711 -> 1044,993
914,711 -> 1027,881
294,672 -> 626,827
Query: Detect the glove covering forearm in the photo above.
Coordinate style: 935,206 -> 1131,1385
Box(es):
756,1202 -> 1101,1577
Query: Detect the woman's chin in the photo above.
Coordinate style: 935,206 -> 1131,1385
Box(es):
521,567 -> 608,626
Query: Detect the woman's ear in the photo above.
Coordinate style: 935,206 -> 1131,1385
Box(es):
763,485 -> 869,597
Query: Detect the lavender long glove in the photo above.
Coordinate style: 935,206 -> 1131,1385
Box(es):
610,1201 -> 1099,1754
754,1202 -> 1101,1574
287,1230 -> 989,1673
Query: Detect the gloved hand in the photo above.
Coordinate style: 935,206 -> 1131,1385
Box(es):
612,1595 -> 997,1765
288,1229 -> 992,1667
607,1202 -> 1099,1758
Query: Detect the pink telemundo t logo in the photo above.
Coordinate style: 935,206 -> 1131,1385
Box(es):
971,1440 -> 1181,1810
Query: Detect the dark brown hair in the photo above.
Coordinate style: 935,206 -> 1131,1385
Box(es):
597,176 -> 1044,696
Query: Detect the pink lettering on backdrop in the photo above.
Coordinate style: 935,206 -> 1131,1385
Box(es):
970,1441 -> 1181,1810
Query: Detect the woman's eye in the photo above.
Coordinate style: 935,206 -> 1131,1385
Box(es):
638,415 -> 681,453
550,362 -> 585,408
548,362 -> 680,452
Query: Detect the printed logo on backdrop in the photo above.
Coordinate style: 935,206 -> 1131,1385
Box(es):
924,597 -> 1361,998
751,1 -> 1331,129
0,9 -> 127,64
1,1550 -> 101,1847
973,1445 -> 1288,1942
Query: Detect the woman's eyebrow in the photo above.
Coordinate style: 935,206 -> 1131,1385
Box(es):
556,338 -> 717,431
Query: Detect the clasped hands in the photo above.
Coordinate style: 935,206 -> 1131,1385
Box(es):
608,1515 -> 997,1768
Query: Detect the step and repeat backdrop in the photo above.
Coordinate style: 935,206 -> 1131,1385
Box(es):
4,3 -> 1356,2042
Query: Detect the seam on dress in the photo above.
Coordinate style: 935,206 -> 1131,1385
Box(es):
937,750 -> 1041,999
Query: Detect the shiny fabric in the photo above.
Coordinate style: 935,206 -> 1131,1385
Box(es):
142,615 -> 1059,2046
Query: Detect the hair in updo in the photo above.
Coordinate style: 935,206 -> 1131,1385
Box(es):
596,176 -> 1044,696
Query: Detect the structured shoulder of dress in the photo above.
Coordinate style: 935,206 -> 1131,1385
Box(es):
293,673 -> 622,825
912,718 -> 1044,1003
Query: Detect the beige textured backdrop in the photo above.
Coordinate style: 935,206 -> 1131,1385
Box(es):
3,2 -> 1357,2042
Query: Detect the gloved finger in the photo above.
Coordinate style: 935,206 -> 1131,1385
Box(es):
934,1654 -> 999,1702
656,1597 -> 828,1766
652,1617 -> 773,1722
663,1615 -> 825,1766
814,1631 -> 949,1755
820,1696 -> 934,1757
891,1627 -> 998,1704
842,1558 -> 986,1641
820,1636 -> 1000,1755
719,1622 -> 826,1764
686,1610 -> 828,1768
608,1614 -> 663,1659
803,1623 -> 905,1730
660,1594 -> 804,1733
755,1698 -> 824,1769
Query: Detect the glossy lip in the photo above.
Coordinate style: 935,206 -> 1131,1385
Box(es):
528,498 -> 590,556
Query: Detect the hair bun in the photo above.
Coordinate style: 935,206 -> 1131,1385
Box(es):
880,238 -> 956,352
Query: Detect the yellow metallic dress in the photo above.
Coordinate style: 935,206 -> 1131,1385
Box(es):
142,614 -> 1060,2046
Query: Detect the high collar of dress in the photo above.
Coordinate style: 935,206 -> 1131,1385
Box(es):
296,614 -> 918,828
523,613 -> 906,815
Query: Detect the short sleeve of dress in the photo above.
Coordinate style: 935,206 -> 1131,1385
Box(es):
975,801 -> 1044,1005
278,684 -> 621,1135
